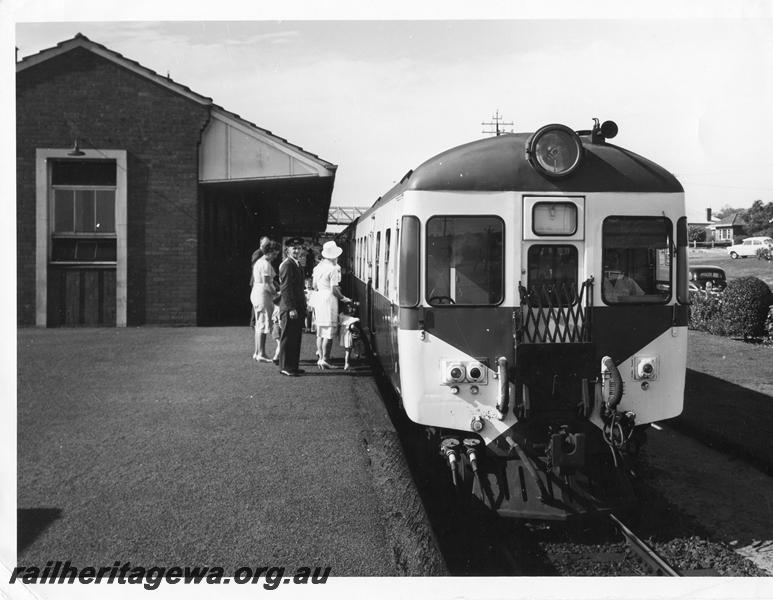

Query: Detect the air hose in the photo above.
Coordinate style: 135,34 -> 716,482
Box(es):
601,356 -> 623,410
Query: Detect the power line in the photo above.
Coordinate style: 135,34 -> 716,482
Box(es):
481,109 -> 513,136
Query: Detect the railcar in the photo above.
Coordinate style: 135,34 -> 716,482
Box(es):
339,120 -> 688,520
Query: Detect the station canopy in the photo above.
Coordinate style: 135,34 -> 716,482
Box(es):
199,108 -> 337,234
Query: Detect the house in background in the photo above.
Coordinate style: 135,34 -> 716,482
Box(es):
687,208 -> 721,241
706,212 -> 746,244
17,34 -> 337,327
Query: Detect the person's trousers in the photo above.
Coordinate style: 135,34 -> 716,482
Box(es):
279,310 -> 304,372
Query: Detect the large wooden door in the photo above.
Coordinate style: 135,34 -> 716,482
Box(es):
47,267 -> 116,326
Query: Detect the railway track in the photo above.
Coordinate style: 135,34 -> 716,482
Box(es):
608,513 -> 680,576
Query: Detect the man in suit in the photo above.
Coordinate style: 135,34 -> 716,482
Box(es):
278,238 -> 308,376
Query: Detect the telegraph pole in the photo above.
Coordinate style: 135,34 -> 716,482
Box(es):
482,109 -> 513,136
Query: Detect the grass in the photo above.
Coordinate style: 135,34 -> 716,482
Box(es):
689,247 -> 773,286
676,330 -> 773,470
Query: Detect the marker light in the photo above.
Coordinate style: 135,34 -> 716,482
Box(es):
526,124 -> 583,178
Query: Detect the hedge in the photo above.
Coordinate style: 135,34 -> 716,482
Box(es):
689,276 -> 773,341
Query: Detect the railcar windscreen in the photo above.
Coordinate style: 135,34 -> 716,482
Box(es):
426,216 -> 504,306
602,216 -> 672,304
526,245 -> 579,307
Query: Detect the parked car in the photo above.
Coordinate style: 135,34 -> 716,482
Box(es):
688,265 -> 727,293
728,236 -> 773,259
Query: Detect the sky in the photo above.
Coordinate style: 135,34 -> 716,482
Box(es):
6,5 -> 773,223
3,2 -> 773,599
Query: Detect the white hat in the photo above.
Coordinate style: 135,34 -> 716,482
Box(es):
321,240 -> 343,259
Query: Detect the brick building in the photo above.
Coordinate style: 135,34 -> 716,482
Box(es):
16,34 -> 336,327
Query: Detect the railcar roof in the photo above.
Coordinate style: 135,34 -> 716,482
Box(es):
365,132 -> 682,216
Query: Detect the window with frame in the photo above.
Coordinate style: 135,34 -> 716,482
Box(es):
426,216 -> 504,306
526,245 -> 578,307
384,229 -> 391,294
375,231 -> 381,290
532,202 -> 578,236
50,160 -> 117,263
602,216 -> 672,304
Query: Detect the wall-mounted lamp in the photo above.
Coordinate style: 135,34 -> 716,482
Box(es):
67,139 -> 85,156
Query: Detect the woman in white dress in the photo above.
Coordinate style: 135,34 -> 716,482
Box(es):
250,239 -> 281,362
313,241 -> 351,369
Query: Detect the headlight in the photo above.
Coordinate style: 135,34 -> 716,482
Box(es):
632,356 -> 658,381
443,362 -> 467,384
526,124 -> 583,178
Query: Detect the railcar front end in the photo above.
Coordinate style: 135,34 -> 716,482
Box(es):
345,121 -> 688,520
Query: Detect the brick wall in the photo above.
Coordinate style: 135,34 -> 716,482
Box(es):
17,47 -> 211,325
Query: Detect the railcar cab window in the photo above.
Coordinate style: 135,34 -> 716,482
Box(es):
602,216 -> 672,304
426,216 -> 503,306
526,245 -> 578,307
532,202 -> 577,236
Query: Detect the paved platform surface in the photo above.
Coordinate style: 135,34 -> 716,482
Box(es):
16,327 -> 445,576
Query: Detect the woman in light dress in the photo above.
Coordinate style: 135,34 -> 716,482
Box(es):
312,241 -> 351,369
250,239 -> 281,362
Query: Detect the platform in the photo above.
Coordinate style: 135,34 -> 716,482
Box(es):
15,327 -> 445,576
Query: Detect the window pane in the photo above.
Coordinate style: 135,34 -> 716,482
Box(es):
375,232 -> 381,289
95,239 -> 117,261
53,189 -> 74,232
384,229 -> 391,292
426,216 -> 503,305
74,190 -> 95,232
95,190 -> 115,233
51,239 -> 76,261
603,217 -> 672,304
75,240 -> 97,261
51,159 -> 116,186
527,245 -> 578,306
532,202 -> 577,235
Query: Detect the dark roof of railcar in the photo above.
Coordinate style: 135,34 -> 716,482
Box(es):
361,132 -> 682,219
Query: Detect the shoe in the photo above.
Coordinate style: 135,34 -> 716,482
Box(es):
252,353 -> 259,361
316,359 -> 327,370
280,370 -> 298,377
255,354 -> 273,363
319,359 -> 338,370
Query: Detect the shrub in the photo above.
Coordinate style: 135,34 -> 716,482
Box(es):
765,307 -> 773,346
688,291 -> 726,335
720,276 -> 773,340
688,225 -> 706,243
756,246 -> 772,261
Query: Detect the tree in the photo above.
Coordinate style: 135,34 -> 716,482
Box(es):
741,199 -> 773,237
714,204 -> 743,220
688,225 -> 706,242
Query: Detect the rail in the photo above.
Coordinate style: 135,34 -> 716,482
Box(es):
608,513 -> 680,576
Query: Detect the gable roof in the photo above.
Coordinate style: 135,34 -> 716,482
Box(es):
712,212 -> 744,228
17,33 -> 213,105
16,33 -> 336,172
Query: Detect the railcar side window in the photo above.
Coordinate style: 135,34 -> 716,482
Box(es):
602,216 -> 672,304
526,245 -> 578,307
384,229 -> 391,295
375,231 -> 381,290
426,216 -> 503,306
